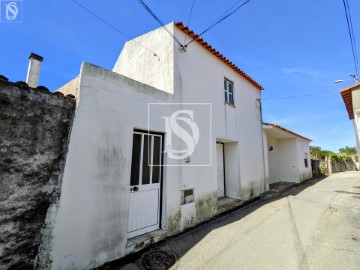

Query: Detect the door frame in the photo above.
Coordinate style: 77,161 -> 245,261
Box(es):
128,129 -> 165,238
216,142 -> 226,197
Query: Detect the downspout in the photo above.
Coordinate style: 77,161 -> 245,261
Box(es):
258,92 -> 268,191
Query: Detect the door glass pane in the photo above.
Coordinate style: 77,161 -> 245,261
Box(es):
224,90 -> 228,102
229,93 -> 234,104
152,136 -> 161,183
142,135 -> 151,185
130,133 -> 141,186
229,82 -> 233,94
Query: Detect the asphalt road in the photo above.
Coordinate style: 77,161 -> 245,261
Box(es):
103,171 -> 360,270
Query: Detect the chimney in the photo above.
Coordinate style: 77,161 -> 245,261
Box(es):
26,53 -> 43,88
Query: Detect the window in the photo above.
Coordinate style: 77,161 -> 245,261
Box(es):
130,132 -> 162,186
304,153 -> 308,168
224,78 -> 234,105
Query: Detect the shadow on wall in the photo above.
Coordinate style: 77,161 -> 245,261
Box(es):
96,176 -> 326,270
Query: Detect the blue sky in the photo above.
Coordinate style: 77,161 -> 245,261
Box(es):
0,0 -> 359,152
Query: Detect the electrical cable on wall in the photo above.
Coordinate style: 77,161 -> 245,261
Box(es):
136,0 -> 185,49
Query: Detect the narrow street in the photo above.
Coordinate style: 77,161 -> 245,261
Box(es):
102,171 -> 360,270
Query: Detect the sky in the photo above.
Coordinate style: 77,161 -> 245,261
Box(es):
0,0 -> 359,152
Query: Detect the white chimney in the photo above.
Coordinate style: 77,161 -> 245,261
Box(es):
26,53 -> 43,88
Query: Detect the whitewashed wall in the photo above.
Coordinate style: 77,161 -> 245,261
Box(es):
52,22 -> 268,269
266,135 -> 280,184
296,138 -> 313,181
114,22 -> 267,202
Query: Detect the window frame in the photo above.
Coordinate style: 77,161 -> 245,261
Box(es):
224,78 -> 234,105
130,131 -> 163,186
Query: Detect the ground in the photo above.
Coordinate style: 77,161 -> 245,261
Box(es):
99,171 -> 360,270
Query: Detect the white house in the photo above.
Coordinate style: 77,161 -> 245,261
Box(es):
263,123 -> 312,184
340,83 -> 360,163
45,22 -> 268,269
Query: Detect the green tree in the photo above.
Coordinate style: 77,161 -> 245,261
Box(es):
339,146 -> 357,156
310,146 -> 324,160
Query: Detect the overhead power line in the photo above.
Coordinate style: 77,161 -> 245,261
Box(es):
136,0 -> 184,48
342,0 -> 359,82
71,0 -> 159,58
184,0 -> 196,44
185,0 -> 251,47
261,83 -> 352,101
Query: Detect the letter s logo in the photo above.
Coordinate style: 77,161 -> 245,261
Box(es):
162,110 -> 199,160
5,2 -> 19,21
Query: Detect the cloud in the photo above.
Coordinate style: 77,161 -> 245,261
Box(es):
281,67 -> 326,78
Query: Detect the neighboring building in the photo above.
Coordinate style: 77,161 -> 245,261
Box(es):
340,82 -> 360,160
46,22 -> 269,269
263,123 -> 312,184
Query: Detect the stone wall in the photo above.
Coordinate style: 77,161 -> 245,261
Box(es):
0,78 -> 75,269
319,156 -> 356,174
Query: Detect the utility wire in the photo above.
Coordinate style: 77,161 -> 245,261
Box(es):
342,0 -> 359,81
185,0 -> 251,47
136,0 -> 184,48
184,0 -> 196,44
261,83 -> 352,101
71,0 -> 159,58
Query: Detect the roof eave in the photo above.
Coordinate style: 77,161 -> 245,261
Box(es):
174,22 -> 264,91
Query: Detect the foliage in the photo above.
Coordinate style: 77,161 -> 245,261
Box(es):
339,146 -> 357,156
311,145 -> 357,163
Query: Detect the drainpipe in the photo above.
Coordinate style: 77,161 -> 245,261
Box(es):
26,53 -> 43,88
258,93 -> 268,191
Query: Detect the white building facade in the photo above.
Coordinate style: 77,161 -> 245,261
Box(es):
341,83 -> 360,161
263,123 -> 312,184
46,22 -> 268,269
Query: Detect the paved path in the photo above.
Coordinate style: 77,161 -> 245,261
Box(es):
104,172 -> 360,270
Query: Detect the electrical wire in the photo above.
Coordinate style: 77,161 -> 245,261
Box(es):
342,0 -> 359,81
185,0 -> 251,47
261,83 -> 352,101
184,0 -> 196,44
136,0 -> 184,48
71,0 -> 159,58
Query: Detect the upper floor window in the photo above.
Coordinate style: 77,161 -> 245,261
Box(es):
224,78 -> 234,105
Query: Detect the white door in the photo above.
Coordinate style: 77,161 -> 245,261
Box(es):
128,132 -> 162,238
216,143 -> 225,197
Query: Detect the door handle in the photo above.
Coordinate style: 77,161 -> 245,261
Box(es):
132,186 -> 139,192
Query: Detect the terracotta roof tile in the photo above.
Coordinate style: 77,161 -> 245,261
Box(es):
263,122 -> 312,142
340,84 -> 359,120
174,22 -> 264,90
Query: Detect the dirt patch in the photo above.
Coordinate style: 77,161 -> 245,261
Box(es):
352,236 -> 359,241
352,186 -> 360,189
353,196 -> 360,200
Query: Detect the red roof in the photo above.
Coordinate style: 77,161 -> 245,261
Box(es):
174,22 -> 264,91
263,123 -> 312,142
340,83 -> 360,120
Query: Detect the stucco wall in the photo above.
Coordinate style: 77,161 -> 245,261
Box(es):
266,135 -> 280,183
113,27 -> 174,94
172,25 -> 266,199
352,87 -> 360,158
277,139 -> 299,182
0,80 -> 75,269
296,138 -> 312,181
